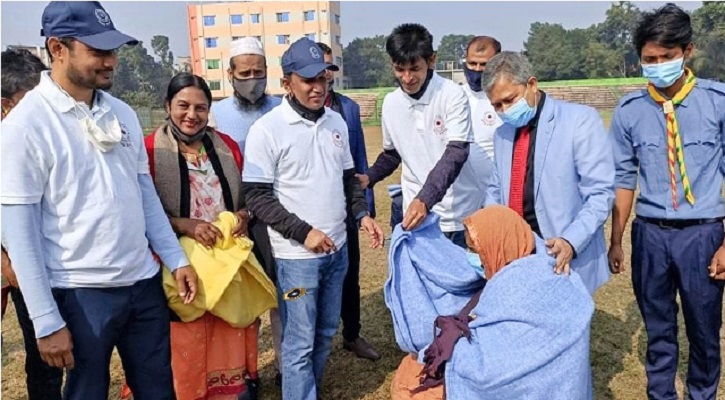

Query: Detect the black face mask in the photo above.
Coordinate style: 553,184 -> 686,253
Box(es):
166,117 -> 207,144
288,95 -> 325,122
401,68 -> 434,100
463,65 -> 483,92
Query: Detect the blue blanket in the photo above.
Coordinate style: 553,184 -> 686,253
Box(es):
384,214 -> 484,354
445,254 -> 595,400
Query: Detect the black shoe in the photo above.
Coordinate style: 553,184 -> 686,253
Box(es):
238,377 -> 260,400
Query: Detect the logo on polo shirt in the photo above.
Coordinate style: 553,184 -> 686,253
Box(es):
119,123 -> 132,148
482,111 -> 497,126
331,130 -> 344,148
433,115 -> 447,136
95,9 -> 111,26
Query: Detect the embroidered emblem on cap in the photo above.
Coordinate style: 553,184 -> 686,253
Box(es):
284,288 -> 307,301
482,111 -> 497,126
433,115 -> 447,136
309,46 -> 321,59
95,9 -> 111,26
332,130 -> 344,148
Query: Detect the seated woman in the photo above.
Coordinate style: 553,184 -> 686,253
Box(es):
390,206 -> 594,400
145,73 -> 260,400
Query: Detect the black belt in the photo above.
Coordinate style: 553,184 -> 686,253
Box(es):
637,216 -> 724,229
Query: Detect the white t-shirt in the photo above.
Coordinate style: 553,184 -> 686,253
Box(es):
462,84 -> 502,159
1,72 -> 159,288
243,98 -> 354,259
382,72 -> 490,232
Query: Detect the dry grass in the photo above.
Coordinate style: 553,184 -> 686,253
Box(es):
3,123 -> 725,400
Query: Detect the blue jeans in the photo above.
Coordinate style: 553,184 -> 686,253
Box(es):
52,272 -> 174,400
275,244 -> 349,400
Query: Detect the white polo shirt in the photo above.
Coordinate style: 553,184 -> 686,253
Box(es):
243,98 -> 354,259
382,72 -> 490,232
1,72 -> 159,288
462,84 -> 502,159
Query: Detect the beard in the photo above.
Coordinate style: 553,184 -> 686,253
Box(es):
234,92 -> 267,112
67,62 -> 114,91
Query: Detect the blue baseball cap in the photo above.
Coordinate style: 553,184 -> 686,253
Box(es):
41,1 -> 138,51
282,38 -> 339,79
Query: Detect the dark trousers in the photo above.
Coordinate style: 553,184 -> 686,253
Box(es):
631,218 -> 724,400
10,287 -> 63,400
443,230 -> 467,249
341,223 -> 361,342
53,272 -> 174,400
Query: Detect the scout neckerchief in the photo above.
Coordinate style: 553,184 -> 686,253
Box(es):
647,68 -> 697,209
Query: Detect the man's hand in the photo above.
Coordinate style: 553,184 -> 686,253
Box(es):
173,266 -> 198,304
545,237 -> 574,275
1,249 -> 18,288
360,216 -> 384,249
355,174 -> 370,190
608,244 -> 625,274
185,219 -> 223,248
232,210 -> 250,237
709,246 -> 725,280
304,229 -> 337,254
38,327 -> 74,369
402,199 -> 427,231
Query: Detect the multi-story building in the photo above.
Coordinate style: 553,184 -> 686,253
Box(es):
187,1 -> 343,99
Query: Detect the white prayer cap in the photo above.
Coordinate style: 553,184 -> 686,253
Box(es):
230,37 -> 265,57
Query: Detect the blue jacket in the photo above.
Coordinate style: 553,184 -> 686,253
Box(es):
334,92 -> 376,218
486,97 -> 614,294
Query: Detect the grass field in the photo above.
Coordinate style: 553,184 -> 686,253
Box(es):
3,120 -> 725,400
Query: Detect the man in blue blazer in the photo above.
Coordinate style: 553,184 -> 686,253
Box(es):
482,51 -> 614,295
317,42 -> 380,361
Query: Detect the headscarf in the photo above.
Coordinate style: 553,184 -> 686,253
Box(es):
463,205 -> 534,279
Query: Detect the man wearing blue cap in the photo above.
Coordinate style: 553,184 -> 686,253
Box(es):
242,38 -> 384,400
1,2 -> 197,399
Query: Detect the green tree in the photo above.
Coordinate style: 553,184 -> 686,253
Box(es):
111,41 -> 164,107
436,34 -> 474,69
583,41 -> 621,78
524,23 -> 589,80
596,1 -> 641,77
691,1 -> 725,81
342,35 -> 395,88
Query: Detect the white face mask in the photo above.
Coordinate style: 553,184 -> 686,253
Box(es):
74,106 -> 123,152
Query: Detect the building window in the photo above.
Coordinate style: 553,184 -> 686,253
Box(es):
335,35 -> 341,45
206,59 -> 220,70
277,34 -> 290,45
304,10 -> 315,21
305,33 -> 316,41
276,12 -> 289,23
230,14 -> 243,25
203,16 -> 216,26
251,14 -> 260,24
335,56 -> 343,67
334,14 -> 340,24
209,80 -> 221,91
205,37 -> 218,48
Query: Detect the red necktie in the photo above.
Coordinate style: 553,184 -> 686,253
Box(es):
509,126 -> 531,217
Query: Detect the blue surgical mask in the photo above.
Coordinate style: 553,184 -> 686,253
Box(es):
498,86 -> 536,128
642,57 -> 685,89
467,251 -> 485,279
